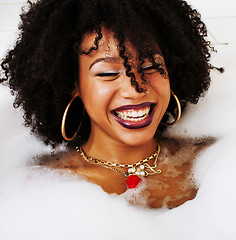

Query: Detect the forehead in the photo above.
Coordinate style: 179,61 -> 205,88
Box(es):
79,28 -> 140,62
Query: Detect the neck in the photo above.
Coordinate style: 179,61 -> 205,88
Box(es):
82,133 -> 157,165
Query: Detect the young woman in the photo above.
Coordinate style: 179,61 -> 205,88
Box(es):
0,0 -> 219,208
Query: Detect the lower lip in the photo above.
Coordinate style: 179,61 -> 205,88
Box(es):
112,106 -> 156,129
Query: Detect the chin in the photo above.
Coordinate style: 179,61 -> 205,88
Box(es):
116,129 -> 157,146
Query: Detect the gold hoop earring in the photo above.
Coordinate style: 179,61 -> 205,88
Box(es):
61,96 -> 84,141
161,90 -> 181,126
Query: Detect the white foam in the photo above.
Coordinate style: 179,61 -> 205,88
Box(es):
0,37 -> 236,240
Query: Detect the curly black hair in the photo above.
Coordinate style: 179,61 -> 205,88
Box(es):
0,0 -> 220,146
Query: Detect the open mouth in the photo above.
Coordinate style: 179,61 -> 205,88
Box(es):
111,102 -> 156,129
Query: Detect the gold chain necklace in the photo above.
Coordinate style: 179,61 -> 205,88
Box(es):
76,144 -> 162,189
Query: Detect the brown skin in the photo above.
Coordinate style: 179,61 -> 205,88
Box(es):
37,28 -> 213,209
76,28 -> 170,165
38,137 -> 214,209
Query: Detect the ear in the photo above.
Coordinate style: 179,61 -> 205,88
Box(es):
73,80 -> 81,98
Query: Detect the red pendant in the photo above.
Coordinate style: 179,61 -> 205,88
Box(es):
126,175 -> 141,189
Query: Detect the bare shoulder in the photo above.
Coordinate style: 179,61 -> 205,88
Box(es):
34,148 -> 82,170
155,135 -> 216,169
158,136 -> 215,156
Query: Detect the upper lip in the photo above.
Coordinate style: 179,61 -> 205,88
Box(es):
112,102 -> 155,112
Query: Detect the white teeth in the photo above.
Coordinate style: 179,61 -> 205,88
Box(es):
115,106 -> 151,122
132,111 -> 138,118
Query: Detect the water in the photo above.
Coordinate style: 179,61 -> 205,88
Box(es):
0,42 -> 236,240
1,0 -> 236,237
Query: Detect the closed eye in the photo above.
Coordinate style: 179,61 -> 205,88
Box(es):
96,71 -> 121,81
96,72 -> 120,77
142,66 -> 158,75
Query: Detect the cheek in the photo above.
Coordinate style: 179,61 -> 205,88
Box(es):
79,78 -> 116,117
150,74 -> 170,103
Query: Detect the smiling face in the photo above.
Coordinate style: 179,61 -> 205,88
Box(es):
77,29 -> 170,147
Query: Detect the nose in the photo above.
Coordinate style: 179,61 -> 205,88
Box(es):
119,73 -> 146,99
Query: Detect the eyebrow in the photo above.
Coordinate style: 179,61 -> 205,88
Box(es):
89,57 -> 122,70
